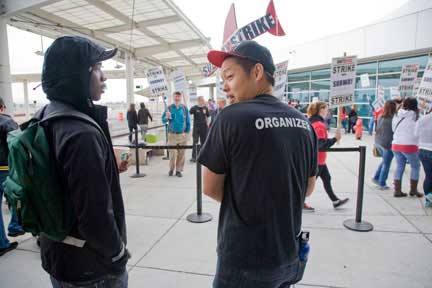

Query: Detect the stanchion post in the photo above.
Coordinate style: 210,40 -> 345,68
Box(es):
187,144 -> 212,223
343,146 -> 373,232
162,124 -> 170,160
131,128 -> 146,178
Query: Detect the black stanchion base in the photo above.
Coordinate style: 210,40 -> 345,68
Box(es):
162,157 -> 169,160
186,213 -> 212,223
130,173 -> 146,178
343,219 -> 373,232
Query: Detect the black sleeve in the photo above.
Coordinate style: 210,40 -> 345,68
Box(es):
318,137 -> 337,151
148,110 -> 153,122
205,108 -> 210,117
310,127 -> 319,177
189,106 -> 196,115
197,116 -> 229,174
58,130 -> 124,262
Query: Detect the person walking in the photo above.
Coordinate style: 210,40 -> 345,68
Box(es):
189,96 -> 210,162
200,41 -> 318,287
415,102 -> 432,206
372,100 -> 397,190
308,101 -> 349,210
137,103 -> 152,140
126,103 -> 138,143
38,36 -> 129,288
348,105 -> 358,134
0,98 -> 24,257
392,97 -> 423,198
162,92 -> 191,177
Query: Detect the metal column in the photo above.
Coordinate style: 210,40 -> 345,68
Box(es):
125,52 -> 134,105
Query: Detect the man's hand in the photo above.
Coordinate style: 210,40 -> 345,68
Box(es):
165,111 -> 172,119
118,160 -> 129,173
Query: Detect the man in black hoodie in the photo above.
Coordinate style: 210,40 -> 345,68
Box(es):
39,36 -> 129,287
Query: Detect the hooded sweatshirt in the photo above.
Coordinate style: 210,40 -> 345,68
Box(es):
391,109 -> 419,153
38,36 -> 127,282
309,115 -> 337,165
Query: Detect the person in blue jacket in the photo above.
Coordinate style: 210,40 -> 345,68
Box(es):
162,92 -> 191,177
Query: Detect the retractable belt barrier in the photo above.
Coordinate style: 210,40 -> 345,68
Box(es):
113,129 -> 212,224
326,146 -> 373,232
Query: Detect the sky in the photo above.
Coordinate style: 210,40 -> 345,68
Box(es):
7,0 -> 409,105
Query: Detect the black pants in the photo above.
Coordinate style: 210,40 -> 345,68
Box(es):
192,124 -> 208,160
128,126 -> 137,142
317,165 -> 339,202
348,118 -> 357,134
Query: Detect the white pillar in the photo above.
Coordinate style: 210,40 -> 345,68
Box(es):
0,17 -> 14,115
209,85 -> 215,100
23,79 -> 30,117
125,52 -> 134,104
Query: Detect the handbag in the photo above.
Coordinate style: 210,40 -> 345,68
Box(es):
373,145 -> 382,158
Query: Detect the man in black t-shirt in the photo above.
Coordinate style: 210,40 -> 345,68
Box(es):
189,96 -> 210,162
198,41 -> 318,288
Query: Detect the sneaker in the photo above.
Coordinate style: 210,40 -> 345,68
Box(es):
303,203 -> 315,212
333,198 -> 349,209
168,170 -> 173,176
175,171 -> 183,178
376,185 -> 390,191
371,178 -> 379,185
425,193 -> 432,203
0,242 -> 18,257
7,230 -> 25,237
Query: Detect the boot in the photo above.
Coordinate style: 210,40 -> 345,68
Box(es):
409,179 -> 423,197
394,180 -> 407,198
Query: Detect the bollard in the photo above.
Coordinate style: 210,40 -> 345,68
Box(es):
187,144 -> 213,223
343,146 -> 373,232
131,128 -> 146,178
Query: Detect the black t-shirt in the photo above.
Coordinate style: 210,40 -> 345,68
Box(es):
190,105 -> 210,126
198,94 -> 318,269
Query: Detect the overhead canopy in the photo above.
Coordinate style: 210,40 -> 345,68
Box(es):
4,0 -> 212,80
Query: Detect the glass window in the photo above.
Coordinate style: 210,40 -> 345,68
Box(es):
311,68 -> 330,80
357,104 -> 372,119
378,55 -> 429,74
288,91 -> 310,103
311,91 -> 329,102
287,71 -> 310,82
355,75 -> 376,88
357,62 -> 377,75
355,90 -> 376,103
287,82 -> 309,92
311,80 -> 330,90
378,73 -> 400,88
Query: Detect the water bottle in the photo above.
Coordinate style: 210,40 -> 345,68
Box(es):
298,231 -> 310,262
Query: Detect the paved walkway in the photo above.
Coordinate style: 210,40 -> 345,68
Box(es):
1,132 -> 431,287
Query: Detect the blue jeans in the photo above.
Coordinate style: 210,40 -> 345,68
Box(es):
419,149 -> 432,195
368,118 -> 375,135
0,171 -> 10,249
213,258 -> 305,288
393,151 -> 421,181
50,271 -> 128,288
373,144 -> 394,187
342,119 -> 347,132
0,171 -> 23,237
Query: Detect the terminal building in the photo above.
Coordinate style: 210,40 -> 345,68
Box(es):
284,0 -> 432,125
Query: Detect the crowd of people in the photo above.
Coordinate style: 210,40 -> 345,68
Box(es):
0,36 -> 430,288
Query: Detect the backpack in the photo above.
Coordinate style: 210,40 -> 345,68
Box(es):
3,110 -> 105,242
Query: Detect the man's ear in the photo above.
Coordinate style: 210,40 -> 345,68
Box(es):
254,63 -> 265,82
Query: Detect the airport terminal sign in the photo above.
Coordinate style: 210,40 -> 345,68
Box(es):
330,56 -> 357,107
146,66 -> 169,97
416,58 -> 432,111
